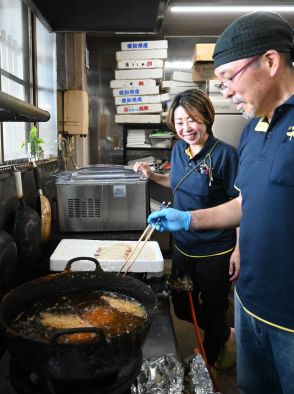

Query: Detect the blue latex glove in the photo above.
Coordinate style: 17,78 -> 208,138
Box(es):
147,208 -> 191,232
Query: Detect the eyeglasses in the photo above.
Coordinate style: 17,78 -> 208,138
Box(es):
215,55 -> 259,92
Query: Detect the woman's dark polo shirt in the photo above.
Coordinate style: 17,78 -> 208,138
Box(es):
170,133 -> 239,257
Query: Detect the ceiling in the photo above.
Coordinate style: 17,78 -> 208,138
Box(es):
23,0 -> 168,34
162,0 -> 294,36
23,0 -> 294,36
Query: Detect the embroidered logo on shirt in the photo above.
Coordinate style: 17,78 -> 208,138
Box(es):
287,126 -> 294,141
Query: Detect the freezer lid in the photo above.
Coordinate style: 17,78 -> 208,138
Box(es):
55,164 -> 147,184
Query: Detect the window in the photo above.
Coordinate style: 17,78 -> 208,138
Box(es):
36,19 -> 57,158
0,0 -> 30,161
0,0 -> 57,164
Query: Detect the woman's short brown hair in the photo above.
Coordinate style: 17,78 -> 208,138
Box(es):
166,89 -> 215,134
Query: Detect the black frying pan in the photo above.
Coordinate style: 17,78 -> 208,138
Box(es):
0,229 -> 17,358
0,257 -> 157,380
13,169 -> 41,282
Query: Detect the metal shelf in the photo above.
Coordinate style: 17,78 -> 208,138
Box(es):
123,123 -> 173,164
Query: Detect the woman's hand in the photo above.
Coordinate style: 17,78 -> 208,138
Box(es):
229,245 -> 240,281
133,162 -> 154,179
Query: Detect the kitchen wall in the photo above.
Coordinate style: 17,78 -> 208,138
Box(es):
86,35 -> 148,165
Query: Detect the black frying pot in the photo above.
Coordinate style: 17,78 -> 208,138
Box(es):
0,257 -> 157,380
0,229 -> 17,358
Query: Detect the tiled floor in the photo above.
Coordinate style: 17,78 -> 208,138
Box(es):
165,259 -> 238,394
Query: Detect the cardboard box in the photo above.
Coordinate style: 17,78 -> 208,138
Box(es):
193,43 -> 215,62
192,44 -> 217,81
110,79 -> 156,88
121,40 -> 168,51
113,86 -> 159,97
115,114 -> 161,123
192,63 -> 216,81
117,59 -> 163,69
116,103 -> 162,114
115,68 -> 163,80
116,49 -> 167,60
115,95 -> 161,105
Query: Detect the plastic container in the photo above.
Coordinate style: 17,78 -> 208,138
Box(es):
50,239 -> 164,274
150,133 -> 174,148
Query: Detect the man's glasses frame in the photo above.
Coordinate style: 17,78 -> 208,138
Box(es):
215,55 -> 260,92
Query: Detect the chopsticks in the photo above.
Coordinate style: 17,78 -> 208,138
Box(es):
117,201 -> 170,277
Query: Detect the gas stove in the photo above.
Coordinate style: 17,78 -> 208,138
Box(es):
8,352 -> 142,394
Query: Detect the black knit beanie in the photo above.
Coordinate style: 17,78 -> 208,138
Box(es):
213,11 -> 294,68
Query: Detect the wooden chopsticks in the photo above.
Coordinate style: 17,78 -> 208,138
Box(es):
117,201 -> 170,277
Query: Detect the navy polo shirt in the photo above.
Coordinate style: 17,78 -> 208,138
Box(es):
236,95 -> 294,331
170,134 -> 239,256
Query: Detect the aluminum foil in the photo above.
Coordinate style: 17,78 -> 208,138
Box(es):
189,353 -> 218,394
131,353 -> 184,393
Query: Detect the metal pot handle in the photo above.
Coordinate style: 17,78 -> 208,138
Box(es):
65,257 -> 103,272
49,326 -> 107,344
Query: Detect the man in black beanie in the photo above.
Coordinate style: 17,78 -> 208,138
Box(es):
148,11 -> 294,393
211,11 -> 294,394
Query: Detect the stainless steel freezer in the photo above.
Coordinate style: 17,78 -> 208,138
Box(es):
55,165 -> 149,232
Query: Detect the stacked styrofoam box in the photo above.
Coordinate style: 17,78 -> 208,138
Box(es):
111,40 -> 168,124
208,80 -> 238,114
160,71 -> 206,121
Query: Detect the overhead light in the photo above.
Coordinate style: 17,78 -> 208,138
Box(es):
170,5 -> 294,13
115,32 -> 157,35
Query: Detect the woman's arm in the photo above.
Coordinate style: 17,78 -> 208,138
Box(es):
133,162 -> 170,188
229,227 -> 240,281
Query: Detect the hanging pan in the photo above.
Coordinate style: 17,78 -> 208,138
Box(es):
13,169 -> 41,282
32,161 -> 52,242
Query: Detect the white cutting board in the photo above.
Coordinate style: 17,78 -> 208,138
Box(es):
50,239 -> 164,273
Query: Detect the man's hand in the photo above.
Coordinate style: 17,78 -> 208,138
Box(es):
147,208 -> 191,232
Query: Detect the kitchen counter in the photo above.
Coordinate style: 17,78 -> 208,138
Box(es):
0,294 -> 178,393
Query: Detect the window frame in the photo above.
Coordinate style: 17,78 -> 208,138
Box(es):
0,1 -> 57,168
